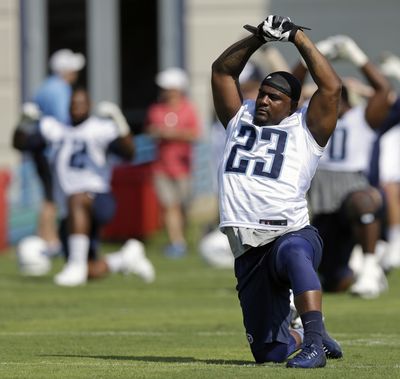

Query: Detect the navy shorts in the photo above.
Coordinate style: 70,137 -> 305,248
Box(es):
314,188 -> 385,291
234,225 -> 322,352
60,192 -> 116,260
313,212 -> 354,291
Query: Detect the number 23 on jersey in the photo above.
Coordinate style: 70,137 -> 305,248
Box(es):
225,124 -> 287,179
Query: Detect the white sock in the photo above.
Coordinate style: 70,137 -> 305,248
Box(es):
104,250 -> 124,273
67,234 -> 90,267
362,252 -> 378,269
388,225 -> 400,244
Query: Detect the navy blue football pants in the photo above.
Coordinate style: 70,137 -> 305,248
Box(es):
234,225 -> 323,362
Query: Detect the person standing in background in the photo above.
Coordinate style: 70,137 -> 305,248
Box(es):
35,49 -> 86,124
28,49 -> 86,255
145,68 -> 201,258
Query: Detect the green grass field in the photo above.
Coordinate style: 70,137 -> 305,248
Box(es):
1,225 -> 400,378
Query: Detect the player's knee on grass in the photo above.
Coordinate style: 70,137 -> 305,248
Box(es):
343,189 -> 382,225
251,336 -> 298,364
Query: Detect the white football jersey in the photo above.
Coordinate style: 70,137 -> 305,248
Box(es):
318,105 -> 376,173
39,116 -> 119,196
379,123 -> 400,183
218,100 -> 324,231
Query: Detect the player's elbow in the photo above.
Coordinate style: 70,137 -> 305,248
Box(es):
320,77 -> 342,106
211,59 -> 224,74
329,76 -> 342,99
212,59 -> 235,78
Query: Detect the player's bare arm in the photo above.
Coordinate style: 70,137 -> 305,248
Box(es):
113,134 -> 135,160
211,35 -> 264,128
294,31 -> 342,146
319,35 -> 393,130
362,62 -> 393,129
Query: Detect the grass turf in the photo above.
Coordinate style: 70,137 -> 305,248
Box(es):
0,226 -> 400,378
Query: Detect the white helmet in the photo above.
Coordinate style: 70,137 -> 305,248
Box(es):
16,236 -> 52,276
199,229 -> 234,269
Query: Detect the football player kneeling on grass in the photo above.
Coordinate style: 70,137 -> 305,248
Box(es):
212,15 -> 342,368
13,89 -> 155,286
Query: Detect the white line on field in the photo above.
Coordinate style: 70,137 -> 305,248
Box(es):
0,332 -> 399,346
0,331 -> 238,337
0,362 -> 399,369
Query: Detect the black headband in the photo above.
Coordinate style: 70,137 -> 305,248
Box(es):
261,71 -> 301,102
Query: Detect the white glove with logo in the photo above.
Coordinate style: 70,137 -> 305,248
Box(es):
244,15 -> 310,43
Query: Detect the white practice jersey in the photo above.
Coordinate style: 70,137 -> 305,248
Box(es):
318,105 -> 376,173
218,100 -> 325,231
39,116 -> 119,196
379,123 -> 400,183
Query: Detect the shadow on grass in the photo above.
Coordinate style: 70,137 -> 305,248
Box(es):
40,354 -> 254,366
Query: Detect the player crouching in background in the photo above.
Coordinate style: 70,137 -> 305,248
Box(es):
13,88 -> 155,286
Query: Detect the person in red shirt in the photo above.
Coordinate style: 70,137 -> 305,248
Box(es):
145,67 -> 201,258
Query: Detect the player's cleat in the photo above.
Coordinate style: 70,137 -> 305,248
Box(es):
199,228 -> 234,269
322,335 -> 343,359
350,254 -> 388,299
17,235 -> 52,276
379,242 -> 400,273
54,264 -> 87,287
120,239 -> 155,283
164,243 -> 187,259
290,310 -> 343,359
286,343 -> 326,368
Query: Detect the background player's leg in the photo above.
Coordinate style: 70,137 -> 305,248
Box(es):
54,193 -> 92,286
344,189 -> 388,298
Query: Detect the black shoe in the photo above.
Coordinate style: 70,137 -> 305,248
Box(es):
286,343 -> 326,369
323,335 -> 343,359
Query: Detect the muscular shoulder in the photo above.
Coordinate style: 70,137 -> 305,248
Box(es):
227,100 -> 256,130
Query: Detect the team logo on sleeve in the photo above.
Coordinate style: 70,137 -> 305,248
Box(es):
246,333 -> 254,344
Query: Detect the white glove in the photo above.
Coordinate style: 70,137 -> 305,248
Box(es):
380,53 -> 400,81
329,35 -> 368,67
97,101 -> 123,118
258,15 -> 299,43
96,101 -> 130,137
300,37 -> 340,67
22,102 -> 41,120
316,38 -> 340,60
